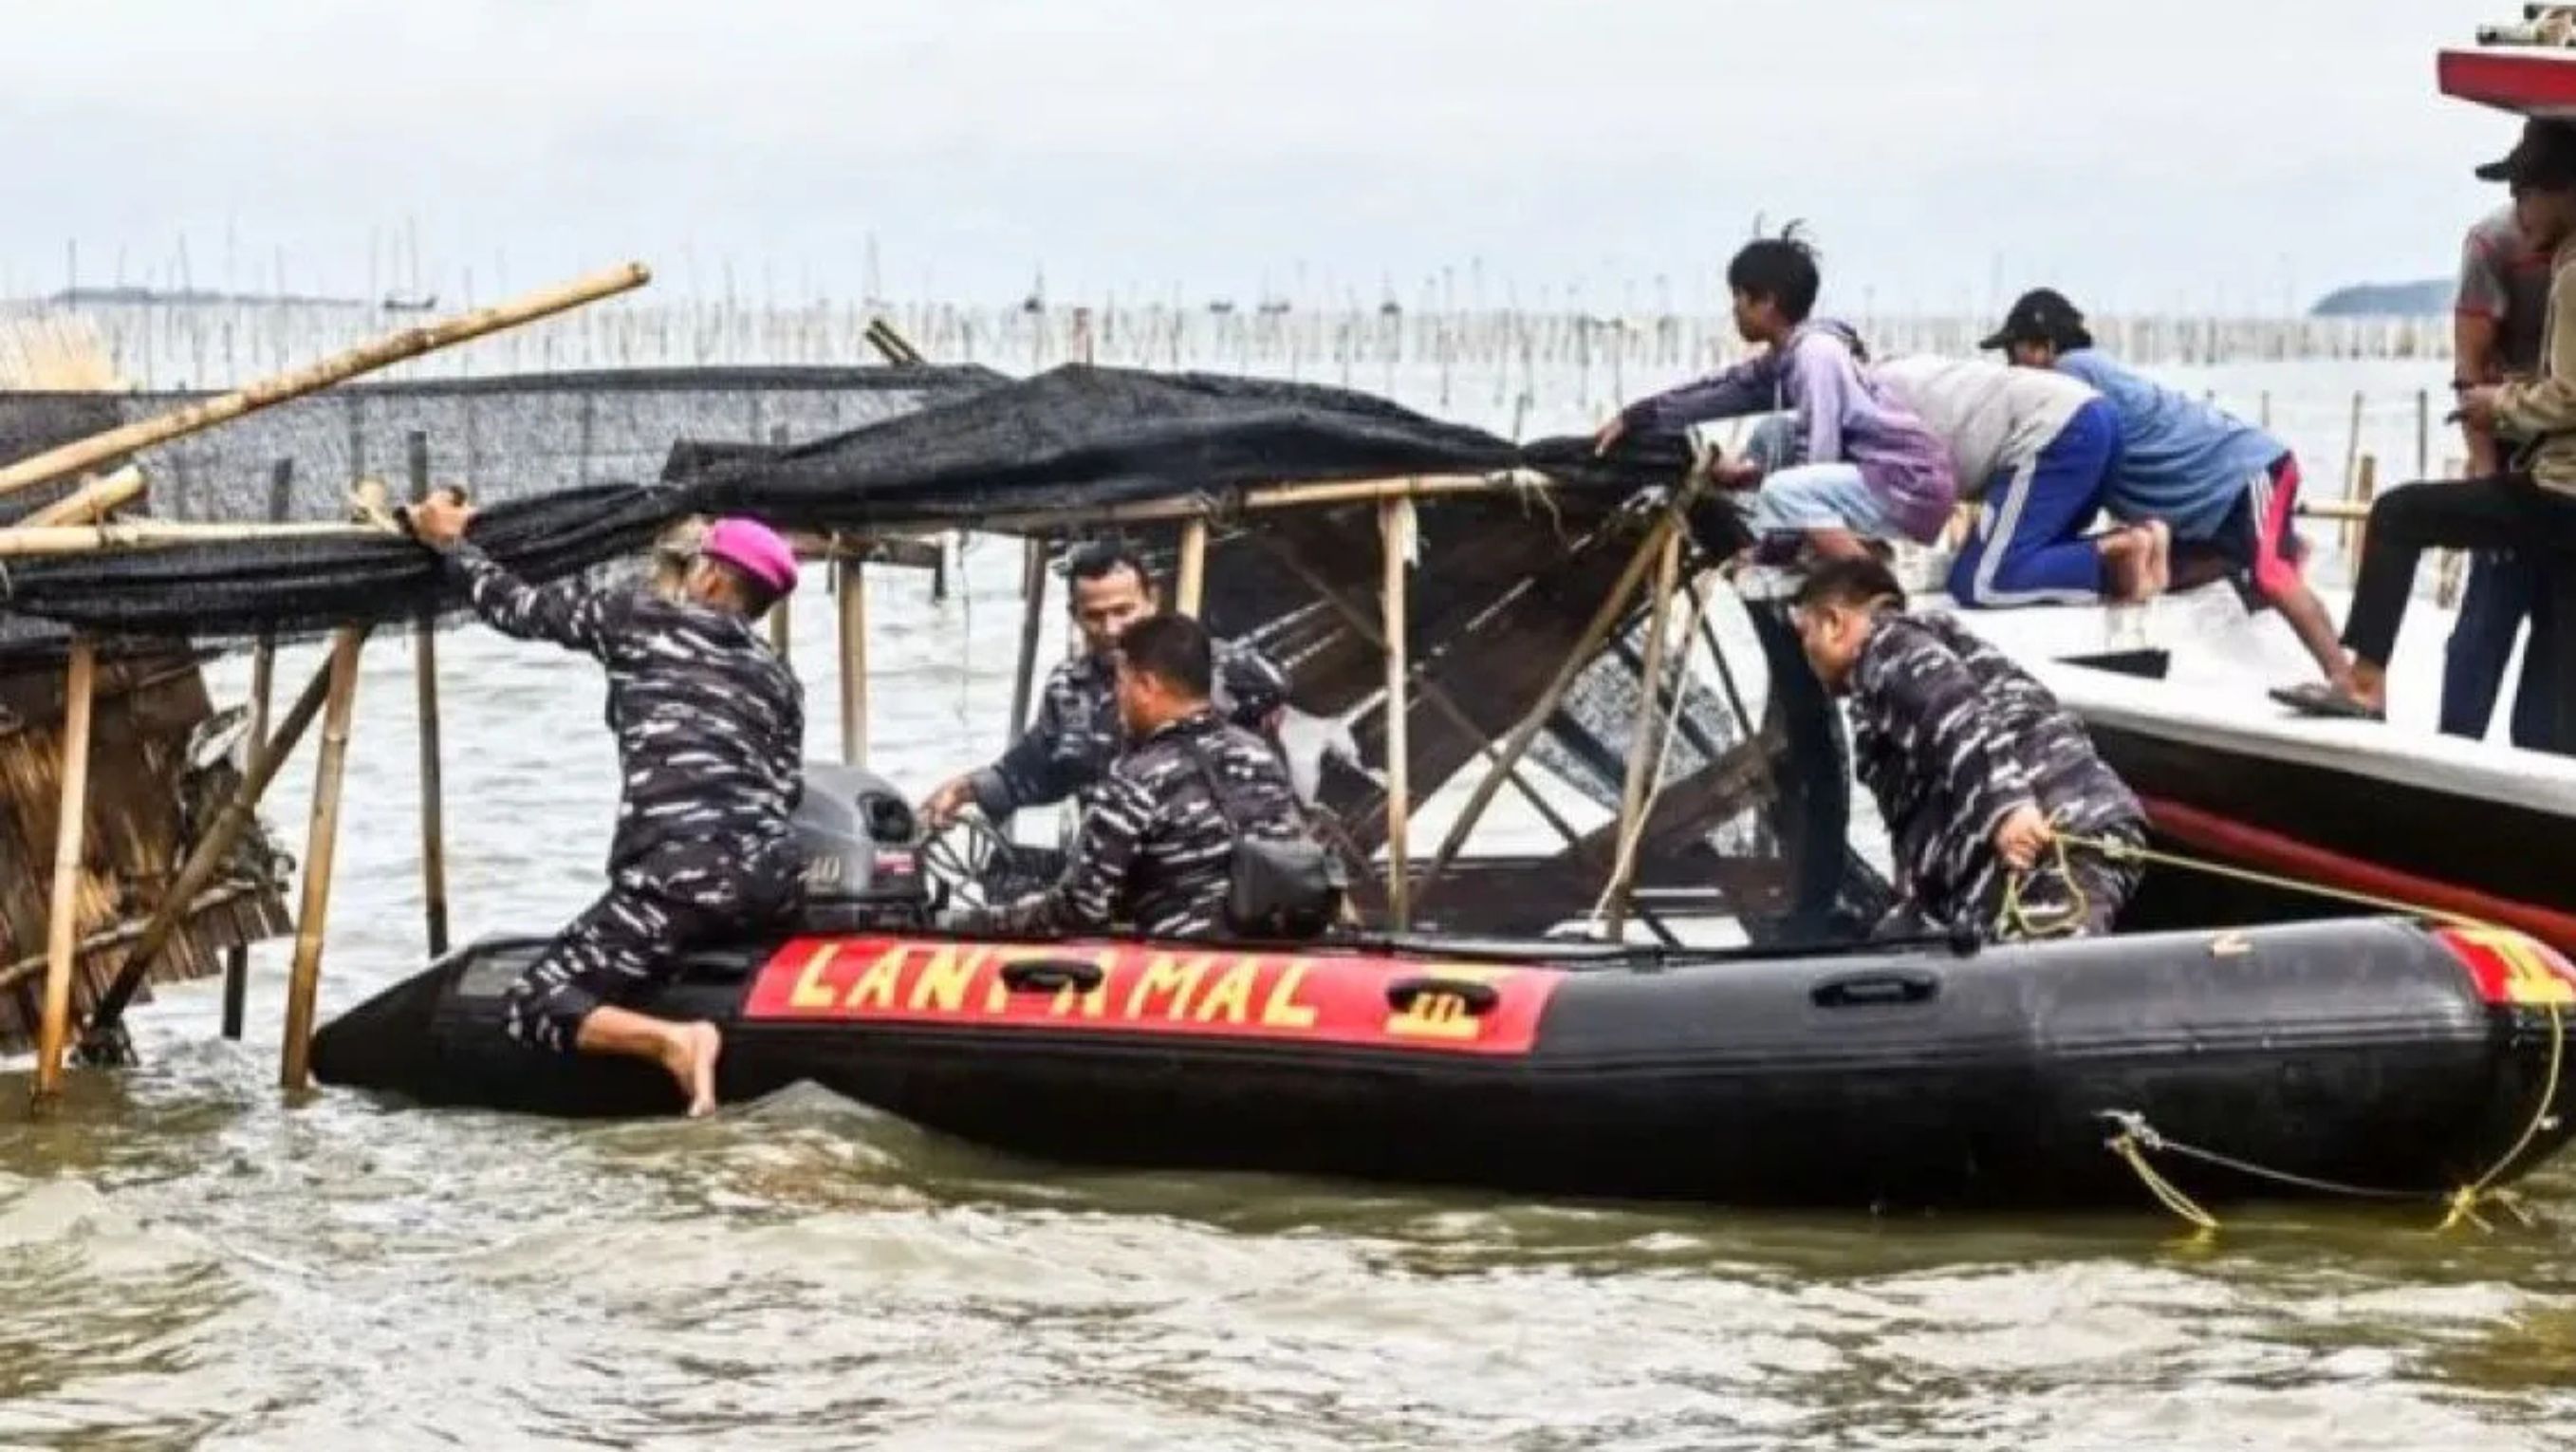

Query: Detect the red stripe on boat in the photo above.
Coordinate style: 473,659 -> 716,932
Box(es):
2439,48 -> 2576,119
742,934 -> 1560,1054
2140,793 -> 2576,954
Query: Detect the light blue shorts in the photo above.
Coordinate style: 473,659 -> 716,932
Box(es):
1742,461 -> 1908,540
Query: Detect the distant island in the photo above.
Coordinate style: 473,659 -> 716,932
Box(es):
2309,279 -> 2450,317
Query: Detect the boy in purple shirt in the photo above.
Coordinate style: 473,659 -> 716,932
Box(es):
1596,231 -> 1956,560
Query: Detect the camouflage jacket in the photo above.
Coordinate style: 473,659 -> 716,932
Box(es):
990,708 -> 1311,940
1846,611 -> 2141,932
446,546 -> 806,884
968,638 -> 1290,819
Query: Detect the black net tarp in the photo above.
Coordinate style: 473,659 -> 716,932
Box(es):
0,364 -> 1693,641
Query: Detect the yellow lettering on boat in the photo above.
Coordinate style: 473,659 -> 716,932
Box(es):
1127,953 -> 1210,1019
1259,960 -> 1319,1029
788,942 -> 843,1010
2496,936 -> 2576,1005
1047,949 -> 1116,1017
909,943 -> 984,1014
843,941 -> 911,1011
1386,990 -> 1481,1041
1193,957 -> 1260,1024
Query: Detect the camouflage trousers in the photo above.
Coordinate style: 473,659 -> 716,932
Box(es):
504,835 -> 799,1053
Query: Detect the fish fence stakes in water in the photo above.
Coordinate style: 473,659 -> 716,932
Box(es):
1607,529 -> 1684,940
409,432 -> 451,959
1380,497 -> 1414,929
279,629 -> 365,1094
31,637 -> 98,1105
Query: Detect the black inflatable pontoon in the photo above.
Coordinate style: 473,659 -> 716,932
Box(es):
311,771 -> 2576,1210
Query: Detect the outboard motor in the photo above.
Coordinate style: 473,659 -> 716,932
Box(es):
792,762 -> 935,930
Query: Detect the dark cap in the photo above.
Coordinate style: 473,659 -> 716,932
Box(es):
1977,288 -> 2094,352
2475,120 -> 2576,188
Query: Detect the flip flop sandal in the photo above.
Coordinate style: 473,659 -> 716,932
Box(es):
2267,682 -> 2385,721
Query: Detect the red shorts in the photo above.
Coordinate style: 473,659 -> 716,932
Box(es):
2217,454 -> 2307,605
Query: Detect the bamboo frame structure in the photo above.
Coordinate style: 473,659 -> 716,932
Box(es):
1176,518 -> 1210,616
81,638 -> 358,1062
1417,510 -> 1680,904
1379,497 -> 1412,929
31,638 -> 98,1102
279,630 -> 365,1091
409,436 -> 452,958
1604,531 -> 1684,939
0,263 -> 652,500
838,559 -> 868,765
22,468 -> 145,528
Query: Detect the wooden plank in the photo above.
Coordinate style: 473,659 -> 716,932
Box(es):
279,629 -> 365,1092
409,434 -> 451,958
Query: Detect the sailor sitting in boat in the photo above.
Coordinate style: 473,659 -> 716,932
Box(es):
919,542 -> 1289,831
953,613 -> 1337,941
1793,556 -> 2147,940
409,497 -> 806,1117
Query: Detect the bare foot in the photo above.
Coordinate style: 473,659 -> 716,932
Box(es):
2140,519 -> 2172,599
659,1021 -> 723,1118
2100,528 -> 2152,602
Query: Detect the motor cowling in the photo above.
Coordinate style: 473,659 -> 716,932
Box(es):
791,762 -> 934,931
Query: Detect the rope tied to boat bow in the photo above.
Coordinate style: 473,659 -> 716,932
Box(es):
2027,832 -> 2567,1235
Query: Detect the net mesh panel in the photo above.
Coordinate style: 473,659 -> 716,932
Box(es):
0,364 -> 1685,642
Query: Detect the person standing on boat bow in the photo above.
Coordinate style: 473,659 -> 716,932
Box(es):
407,498 -> 807,1117
955,612 -> 1334,941
919,541 -> 1290,831
1793,557 -> 2146,940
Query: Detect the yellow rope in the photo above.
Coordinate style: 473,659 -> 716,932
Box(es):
2043,831 -> 2567,1236
1993,826 -> 2095,942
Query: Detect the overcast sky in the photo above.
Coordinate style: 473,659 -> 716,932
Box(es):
0,2 -> 2529,314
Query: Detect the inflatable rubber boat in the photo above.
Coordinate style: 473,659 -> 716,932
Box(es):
312,768 -> 2576,1211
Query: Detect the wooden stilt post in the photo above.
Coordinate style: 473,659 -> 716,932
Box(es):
32,637 -> 98,1103
837,549 -> 868,765
1418,512 -> 1677,903
1605,530 -> 1683,939
225,458 -> 294,1039
1380,497 -> 1412,929
1010,535 -> 1048,741
2345,454 -> 2379,569
1176,517 -> 1209,616
408,434 -> 451,958
279,629 -> 364,1093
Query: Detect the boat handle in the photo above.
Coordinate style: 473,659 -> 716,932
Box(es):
998,959 -> 1106,994
1810,971 -> 1939,1009
1386,977 -> 1500,1015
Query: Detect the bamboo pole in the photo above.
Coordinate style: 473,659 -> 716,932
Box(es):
225,459 -> 295,1039
1605,530 -> 1683,938
2345,455 -> 2379,567
0,264 -> 651,500
769,592 -> 792,661
280,629 -> 365,1092
1010,535 -> 1048,740
0,516 -> 392,558
1176,518 -> 1210,616
20,467 -> 145,528
1418,511 -> 1678,902
1380,497 -> 1412,929
32,638 -> 98,1102
973,470 -> 1555,533
837,557 -> 868,764
80,634 -> 360,1061
409,435 -> 451,958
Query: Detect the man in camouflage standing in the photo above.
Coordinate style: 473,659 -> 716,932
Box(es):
963,613 -> 1325,940
1792,556 -> 2146,940
920,542 -> 1289,831
410,499 -> 806,1116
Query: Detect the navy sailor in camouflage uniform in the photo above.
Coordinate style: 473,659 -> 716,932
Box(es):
1792,556 -> 2147,940
921,542 -> 1290,831
410,497 -> 806,1116
963,613 -> 1325,940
